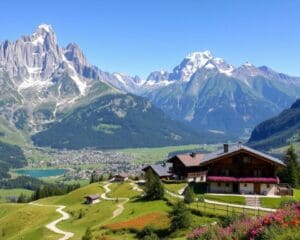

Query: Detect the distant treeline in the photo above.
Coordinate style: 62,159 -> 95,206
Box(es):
31,183 -> 80,201
0,175 -> 45,190
0,141 -> 26,179
0,175 -> 80,203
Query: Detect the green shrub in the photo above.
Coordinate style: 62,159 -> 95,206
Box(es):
137,226 -> 159,240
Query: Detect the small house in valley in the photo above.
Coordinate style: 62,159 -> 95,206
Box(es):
84,194 -> 100,204
113,173 -> 129,182
143,144 -> 288,196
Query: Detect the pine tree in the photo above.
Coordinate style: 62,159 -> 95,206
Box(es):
17,193 -> 26,203
169,201 -> 191,230
144,169 -> 164,200
90,173 -> 98,184
108,173 -> 113,180
98,174 -> 104,182
184,185 -> 194,204
284,145 -> 299,188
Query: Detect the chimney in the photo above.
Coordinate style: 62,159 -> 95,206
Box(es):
190,152 -> 196,158
223,144 -> 229,153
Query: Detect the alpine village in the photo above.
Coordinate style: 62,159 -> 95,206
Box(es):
1,2 -> 300,240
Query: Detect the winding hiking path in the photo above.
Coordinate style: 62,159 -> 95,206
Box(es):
129,181 -> 144,192
29,202 -> 74,240
165,189 -> 184,199
101,182 -> 129,218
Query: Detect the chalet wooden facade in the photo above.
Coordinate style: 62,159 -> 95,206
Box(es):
164,144 -> 286,195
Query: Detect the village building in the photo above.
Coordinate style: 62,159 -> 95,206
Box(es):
142,163 -> 173,179
144,144 -> 288,195
113,173 -> 129,182
84,194 -> 100,204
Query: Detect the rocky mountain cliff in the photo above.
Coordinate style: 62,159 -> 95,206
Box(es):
0,24 -> 126,133
0,24 -> 217,149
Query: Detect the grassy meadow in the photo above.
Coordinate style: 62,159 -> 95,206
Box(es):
0,188 -> 33,203
118,144 -> 217,163
1,180 -> 300,240
0,203 -> 61,240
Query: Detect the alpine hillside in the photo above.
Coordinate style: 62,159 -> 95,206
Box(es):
111,51 -> 300,137
32,94 -> 220,149
248,98 -> 300,150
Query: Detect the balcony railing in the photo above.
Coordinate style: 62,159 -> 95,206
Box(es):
207,176 -> 279,184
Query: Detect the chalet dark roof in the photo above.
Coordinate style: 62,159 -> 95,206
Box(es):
169,144 -> 285,167
143,163 -> 172,177
84,194 -> 100,200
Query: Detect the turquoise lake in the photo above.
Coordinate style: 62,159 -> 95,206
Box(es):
15,169 -> 67,178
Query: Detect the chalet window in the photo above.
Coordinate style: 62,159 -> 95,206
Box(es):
225,183 -> 230,187
266,184 -> 270,188
221,169 -> 230,176
254,169 -> 262,177
200,176 -> 204,181
217,182 -> 221,187
244,183 -> 247,187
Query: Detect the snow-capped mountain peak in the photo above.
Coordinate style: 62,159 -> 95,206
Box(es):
211,58 -> 235,76
185,50 -> 213,61
168,50 -> 236,81
38,24 -> 52,33
242,62 -> 254,68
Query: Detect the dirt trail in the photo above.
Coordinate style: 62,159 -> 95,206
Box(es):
101,183 -> 129,218
29,202 -> 74,240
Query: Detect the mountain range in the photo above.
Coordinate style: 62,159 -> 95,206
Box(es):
248,98 -> 300,150
0,24 -> 300,149
112,51 -> 300,137
0,24 -> 221,149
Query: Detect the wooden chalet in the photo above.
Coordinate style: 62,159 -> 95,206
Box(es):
165,144 -> 287,195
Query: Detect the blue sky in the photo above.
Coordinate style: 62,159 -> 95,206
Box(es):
0,0 -> 299,78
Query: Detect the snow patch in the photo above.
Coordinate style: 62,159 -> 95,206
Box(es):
186,51 -> 212,61
62,55 -> 87,95
205,63 -> 215,69
18,66 -> 53,91
243,115 -> 250,121
113,73 -> 126,85
213,58 -> 224,64
218,65 -> 234,76
38,24 -> 52,32
208,129 -> 225,134
243,62 -> 254,67
145,79 -> 175,87
32,35 -> 45,45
